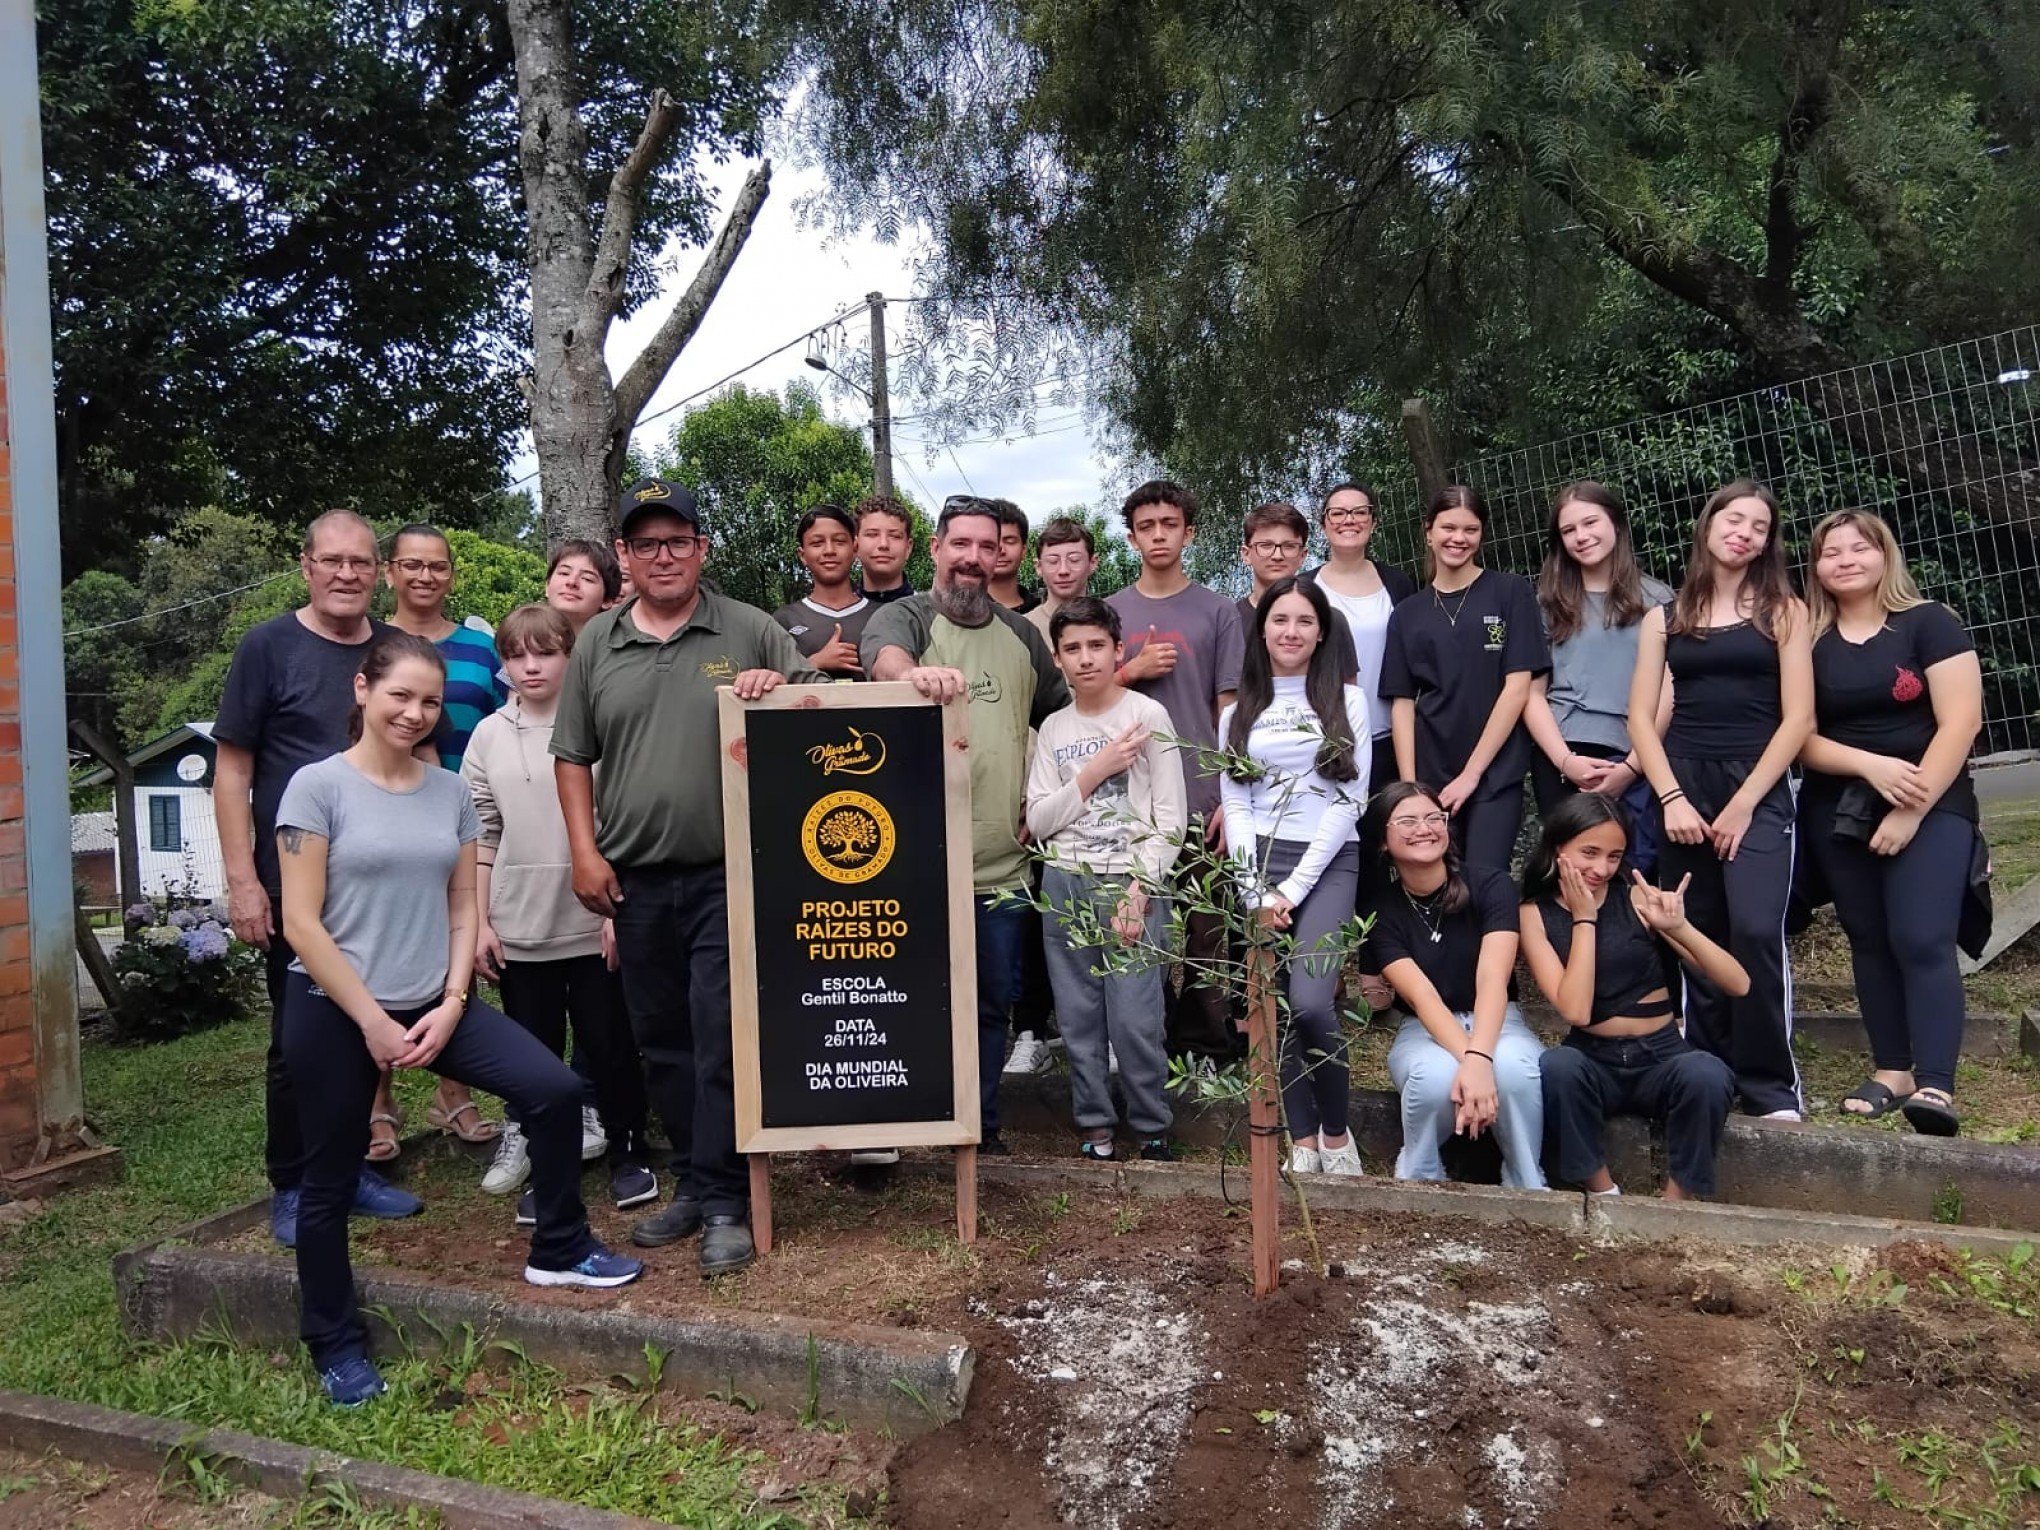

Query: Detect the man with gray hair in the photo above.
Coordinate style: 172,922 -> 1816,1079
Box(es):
214,509 -> 428,1247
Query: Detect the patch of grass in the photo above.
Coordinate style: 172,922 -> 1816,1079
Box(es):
0,1017 -> 800,1526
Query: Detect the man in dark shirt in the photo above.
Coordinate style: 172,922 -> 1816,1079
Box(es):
213,510 -> 423,1246
988,499 -> 1043,615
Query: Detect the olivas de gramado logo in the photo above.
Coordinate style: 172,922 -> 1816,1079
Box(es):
806,727 -> 887,777
801,790 -> 897,884
699,656 -> 737,681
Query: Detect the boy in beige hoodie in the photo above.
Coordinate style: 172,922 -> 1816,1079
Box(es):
463,605 -> 655,1211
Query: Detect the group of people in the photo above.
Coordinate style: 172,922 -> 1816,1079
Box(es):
216,468 -> 1984,1408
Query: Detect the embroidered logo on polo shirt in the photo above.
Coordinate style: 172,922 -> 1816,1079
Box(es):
802,790 -> 897,883
699,657 -> 737,681
967,672 -> 1003,704
1483,616 -> 1506,651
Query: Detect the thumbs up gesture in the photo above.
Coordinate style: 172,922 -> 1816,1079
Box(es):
1122,624 -> 1179,681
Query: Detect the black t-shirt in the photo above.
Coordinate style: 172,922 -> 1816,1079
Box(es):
771,595 -> 874,671
858,580 -> 917,606
213,612 -> 389,894
1808,603 -> 1976,819
1363,864 -> 1518,1013
1379,570 -> 1549,793
1236,594 -> 1361,683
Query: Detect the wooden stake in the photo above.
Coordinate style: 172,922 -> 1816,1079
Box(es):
1245,945 -> 1281,1296
955,1145 -> 978,1243
748,1154 -> 773,1255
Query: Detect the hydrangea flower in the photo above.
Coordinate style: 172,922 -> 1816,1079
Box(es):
126,903 -> 156,924
141,925 -> 181,946
179,926 -> 231,963
168,908 -> 204,930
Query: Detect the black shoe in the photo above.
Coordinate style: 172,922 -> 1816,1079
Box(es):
699,1215 -> 755,1277
1138,1136 -> 1175,1162
977,1131 -> 1012,1157
610,1155 -> 659,1209
630,1195 -> 704,1248
514,1188 -> 536,1228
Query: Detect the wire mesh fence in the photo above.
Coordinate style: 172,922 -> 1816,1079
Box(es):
1361,327 -> 2040,759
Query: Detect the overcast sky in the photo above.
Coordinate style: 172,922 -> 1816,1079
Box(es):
510,155 -> 1126,525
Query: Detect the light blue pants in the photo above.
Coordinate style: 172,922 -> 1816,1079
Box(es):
1386,1004 -> 1547,1189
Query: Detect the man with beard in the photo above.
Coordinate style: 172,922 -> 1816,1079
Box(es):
864,497 -> 1070,1152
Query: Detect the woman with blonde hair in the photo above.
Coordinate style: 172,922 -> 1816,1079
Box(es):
1800,510 -> 1983,1135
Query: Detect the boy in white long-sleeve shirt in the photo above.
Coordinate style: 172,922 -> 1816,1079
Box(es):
1024,596 -> 1187,1160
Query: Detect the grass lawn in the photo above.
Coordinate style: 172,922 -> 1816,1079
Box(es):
0,1016 -> 830,1528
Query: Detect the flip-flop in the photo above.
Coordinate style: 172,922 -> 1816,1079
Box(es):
1839,1080 -> 1902,1120
366,1112 -> 402,1163
425,1100 -> 501,1144
1901,1088 -> 1960,1137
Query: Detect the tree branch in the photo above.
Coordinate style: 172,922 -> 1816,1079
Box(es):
582,88 -> 683,328
611,160 -> 773,429
1761,6 -> 1845,296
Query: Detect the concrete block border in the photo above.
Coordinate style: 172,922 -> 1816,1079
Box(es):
0,1388 -> 661,1529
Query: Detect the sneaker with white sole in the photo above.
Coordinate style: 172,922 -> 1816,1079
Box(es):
1287,1144 -> 1322,1175
580,1106 -> 608,1162
525,1244 -> 645,1290
609,1155 -> 659,1209
848,1148 -> 901,1166
1318,1136 -> 1365,1176
1003,1032 -> 1050,1076
480,1121 -> 530,1195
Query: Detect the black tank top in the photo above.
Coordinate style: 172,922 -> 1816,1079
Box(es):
1536,894 -> 1676,1026
1662,613 -> 1781,759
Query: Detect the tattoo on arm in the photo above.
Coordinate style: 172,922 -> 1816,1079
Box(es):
280,828 -> 306,855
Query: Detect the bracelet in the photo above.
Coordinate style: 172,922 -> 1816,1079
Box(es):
443,987 -> 468,1006
1572,918 -> 1597,928
1658,788 -> 1686,806
1464,1048 -> 1495,1064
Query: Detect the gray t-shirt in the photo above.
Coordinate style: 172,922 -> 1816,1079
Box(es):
1544,578 -> 1673,754
1107,583 -> 1245,823
277,755 -> 481,1007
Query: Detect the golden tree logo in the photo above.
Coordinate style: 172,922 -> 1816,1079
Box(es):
800,791 -> 897,884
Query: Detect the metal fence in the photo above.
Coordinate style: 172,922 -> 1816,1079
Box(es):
1361,328 -> 2040,759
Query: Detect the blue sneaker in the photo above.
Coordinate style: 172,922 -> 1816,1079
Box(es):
351,1168 -> 423,1220
318,1356 -> 388,1408
270,1187 -> 301,1248
523,1245 -> 645,1290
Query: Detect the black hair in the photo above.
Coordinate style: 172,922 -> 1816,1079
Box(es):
387,521 -> 449,556
988,498 -> 1029,538
1370,780 -> 1469,913
1049,594 -> 1120,648
1423,484 -> 1487,530
346,631 -> 445,744
1225,575 -> 1357,782
935,496 -> 1002,542
1319,482 -> 1377,517
1120,479 -> 1198,530
796,503 -> 858,542
547,538 -> 621,601
1519,793 -> 1634,904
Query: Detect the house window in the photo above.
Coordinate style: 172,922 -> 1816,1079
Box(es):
147,794 -> 182,853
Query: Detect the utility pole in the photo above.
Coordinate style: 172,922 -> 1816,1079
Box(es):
868,291 -> 894,498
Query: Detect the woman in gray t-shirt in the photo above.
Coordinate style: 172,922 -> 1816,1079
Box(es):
1524,482 -> 1673,878
274,632 -> 642,1408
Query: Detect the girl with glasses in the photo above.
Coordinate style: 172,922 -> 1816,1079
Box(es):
1306,483 -> 1416,795
1627,480 -> 1814,1120
1519,795 -> 1741,1199
1366,780 -> 1547,1189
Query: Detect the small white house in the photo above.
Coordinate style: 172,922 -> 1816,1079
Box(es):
78,722 -> 224,902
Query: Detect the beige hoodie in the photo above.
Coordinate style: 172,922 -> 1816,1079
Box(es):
460,701 -> 603,961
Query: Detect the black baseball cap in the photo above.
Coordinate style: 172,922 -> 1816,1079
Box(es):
617,477 -> 703,535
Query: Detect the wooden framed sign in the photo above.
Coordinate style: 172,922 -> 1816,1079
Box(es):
719,682 -> 981,1245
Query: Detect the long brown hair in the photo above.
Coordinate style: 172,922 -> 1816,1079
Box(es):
1803,509 -> 1930,639
1538,481 -> 1652,643
345,631 -> 445,743
1225,577 -> 1358,782
1666,479 -> 1794,640
1370,780 -> 1470,914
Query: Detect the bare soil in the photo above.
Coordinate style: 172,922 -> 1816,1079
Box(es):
0,1448 -> 275,1528
246,1147 -> 2040,1528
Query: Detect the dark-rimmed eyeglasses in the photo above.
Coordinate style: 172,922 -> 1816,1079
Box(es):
624,535 -> 703,560
390,558 -> 453,577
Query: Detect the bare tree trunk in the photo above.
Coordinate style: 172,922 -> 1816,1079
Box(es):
506,0 -> 772,543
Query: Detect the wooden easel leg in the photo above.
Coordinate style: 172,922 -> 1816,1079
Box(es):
955,1146 -> 978,1244
749,1154 -> 773,1255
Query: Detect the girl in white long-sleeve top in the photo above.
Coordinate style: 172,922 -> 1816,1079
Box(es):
1219,577 -> 1372,1175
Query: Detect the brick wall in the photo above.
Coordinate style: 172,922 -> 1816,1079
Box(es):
0,304 -> 34,1168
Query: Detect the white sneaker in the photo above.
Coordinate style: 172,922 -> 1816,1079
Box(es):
1004,1032 -> 1050,1076
849,1147 -> 901,1166
1288,1144 -> 1322,1175
580,1105 -> 608,1162
1318,1135 -> 1365,1177
481,1121 -> 530,1195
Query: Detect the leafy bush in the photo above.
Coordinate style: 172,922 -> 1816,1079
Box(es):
110,896 -> 263,1044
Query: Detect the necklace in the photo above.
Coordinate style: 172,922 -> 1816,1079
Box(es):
1432,581 -> 1475,629
1402,882 -> 1447,944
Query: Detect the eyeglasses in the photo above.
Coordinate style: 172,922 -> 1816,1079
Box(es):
1324,507 -> 1374,523
1388,812 -> 1450,831
306,555 -> 378,574
624,535 -> 703,560
1247,539 -> 1304,557
390,558 -> 453,577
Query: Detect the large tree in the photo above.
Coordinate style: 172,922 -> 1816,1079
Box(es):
785,0 -> 2040,524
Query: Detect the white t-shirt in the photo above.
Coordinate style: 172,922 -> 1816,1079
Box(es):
1217,677 -> 1371,908
1319,583 -> 1396,739
1024,690 -> 1186,885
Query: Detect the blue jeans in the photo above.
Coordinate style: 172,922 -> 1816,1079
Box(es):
975,895 -> 1027,1135
1387,1004 -> 1547,1189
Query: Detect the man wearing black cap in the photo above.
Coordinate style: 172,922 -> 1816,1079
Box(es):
552,478 -> 826,1275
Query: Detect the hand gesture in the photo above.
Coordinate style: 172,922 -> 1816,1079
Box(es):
1452,1054 -> 1499,1137
1707,797 -> 1755,862
905,665 -> 968,703
1869,807 -> 1922,857
1861,754 -> 1927,809
1662,795 -> 1709,846
1556,856 -> 1601,921
1123,627 -> 1178,680
812,624 -> 864,677
1438,770 -> 1478,815
474,920 -> 504,982
1629,869 -> 1691,933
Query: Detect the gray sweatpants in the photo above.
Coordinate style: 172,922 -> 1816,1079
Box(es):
1262,839 -> 1361,1140
1040,865 -> 1172,1137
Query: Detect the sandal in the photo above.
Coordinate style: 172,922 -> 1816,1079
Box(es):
1839,1080 -> 1902,1120
1901,1088 -> 1960,1138
366,1112 -> 403,1163
425,1100 -> 500,1144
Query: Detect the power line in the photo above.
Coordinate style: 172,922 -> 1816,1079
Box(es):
63,571 -> 296,639
626,298 -> 878,440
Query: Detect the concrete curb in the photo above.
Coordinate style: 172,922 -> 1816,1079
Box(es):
967,1157 -> 2036,1256
0,1388 -> 660,1529
113,1239 -> 971,1438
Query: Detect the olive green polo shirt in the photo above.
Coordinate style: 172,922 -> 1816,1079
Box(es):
551,591 -> 825,867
